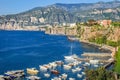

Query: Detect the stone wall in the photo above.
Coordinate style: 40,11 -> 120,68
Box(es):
45,27 -> 77,36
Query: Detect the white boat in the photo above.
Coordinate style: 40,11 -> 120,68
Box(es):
73,61 -> 79,66
69,78 -> 75,80
44,73 -> 50,78
49,62 -> 57,69
75,67 -> 82,71
39,65 -> 48,72
85,62 -> 91,66
77,73 -> 82,78
61,73 -> 67,79
63,65 -> 72,70
26,76 -> 41,80
51,77 -> 62,80
43,64 -> 52,69
64,45 -> 78,63
64,56 -> 74,59
81,72 -> 86,75
72,69 -> 77,73
55,61 -> 64,66
64,54 -> 78,59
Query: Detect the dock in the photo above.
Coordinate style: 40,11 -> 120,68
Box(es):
81,52 -> 111,57
75,57 -> 111,63
104,60 -> 115,69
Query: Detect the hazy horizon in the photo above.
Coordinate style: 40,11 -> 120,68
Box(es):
0,0 -> 119,15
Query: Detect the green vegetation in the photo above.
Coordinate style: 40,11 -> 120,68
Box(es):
112,22 -> 120,27
88,36 -> 107,45
76,22 -> 84,38
114,47 -> 120,74
85,67 -> 115,80
107,40 -> 118,47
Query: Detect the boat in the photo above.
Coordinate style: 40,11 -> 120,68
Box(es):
77,73 -> 82,78
69,78 -> 75,80
0,75 -> 4,80
4,70 -> 25,79
55,61 -> 64,66
51,70 -> 60,75
75,67 -> 82,71
43,64 -> 52,69
49,62 -> 57,69
85,62 -> 91,66
67,36 -> 79,41
64,44 -> 78,63
81,72 -> 86,75
71,69 -> 77,73
64,54 -> 78,60
73,61 -> 80,66
61,73 -> 67,79
39,65 -> 48,72
27,68 -> 39,75
63,65 -> 72,70
26,76 -> 40,80
44,73 -> 50,78
51,77 -> 62,80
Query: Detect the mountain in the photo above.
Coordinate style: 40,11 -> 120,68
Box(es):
0,1 -> 120,25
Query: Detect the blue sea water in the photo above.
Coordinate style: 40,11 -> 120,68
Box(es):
0,31 -> 106,79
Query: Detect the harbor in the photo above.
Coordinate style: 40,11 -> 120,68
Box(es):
0,31 -> 114,80
0,55 -> 113,80
0,42 -> 114,80
0,52 -> 114,80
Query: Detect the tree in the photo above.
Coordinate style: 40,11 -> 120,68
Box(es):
85,67 -> 115,80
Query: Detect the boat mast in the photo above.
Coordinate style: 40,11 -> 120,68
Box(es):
70,43 -> 73,55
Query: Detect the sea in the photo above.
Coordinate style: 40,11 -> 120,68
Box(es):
0,31 -> 109,80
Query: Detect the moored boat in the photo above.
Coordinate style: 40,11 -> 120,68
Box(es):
27,68 -> 39,75
63,65 -> 72,70
26,76 -> 40,80
44,73 -> 50,78
51,70 -> 60,75
39,65 -> 48,72
77,73 -> 82,78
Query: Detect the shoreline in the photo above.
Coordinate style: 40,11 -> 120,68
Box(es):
79,40 -> 116,58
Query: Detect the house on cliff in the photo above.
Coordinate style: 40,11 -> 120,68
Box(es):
97,20 -> 112,27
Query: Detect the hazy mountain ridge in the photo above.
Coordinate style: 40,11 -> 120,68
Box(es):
0,1 -> 120,25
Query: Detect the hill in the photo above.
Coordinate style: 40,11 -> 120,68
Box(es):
0,1 -> 120,25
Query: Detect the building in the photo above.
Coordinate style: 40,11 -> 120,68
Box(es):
97,20 -> 112,27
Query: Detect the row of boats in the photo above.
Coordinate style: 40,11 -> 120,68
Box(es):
0,54 -> 103,80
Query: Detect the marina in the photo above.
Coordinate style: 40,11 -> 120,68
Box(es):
0,31 -> 113,80
0,52 -> 113,80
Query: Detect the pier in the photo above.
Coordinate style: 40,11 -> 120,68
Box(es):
75,57 -> 111,63
81,52 -> 111,58
104,60 -> 115,69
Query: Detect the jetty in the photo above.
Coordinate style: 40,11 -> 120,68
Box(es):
104,60 -> 115,69
75,57 -> 111,63
81,52 -> 111,57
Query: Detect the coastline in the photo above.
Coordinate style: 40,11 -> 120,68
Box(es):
79,40 -> 116,58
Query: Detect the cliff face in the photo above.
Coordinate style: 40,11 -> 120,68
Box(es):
108,28 -> 120,41
45,27 -> 77,36
80,26 -> 120,42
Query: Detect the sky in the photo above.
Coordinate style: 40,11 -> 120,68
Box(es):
0,0 -> 117,15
